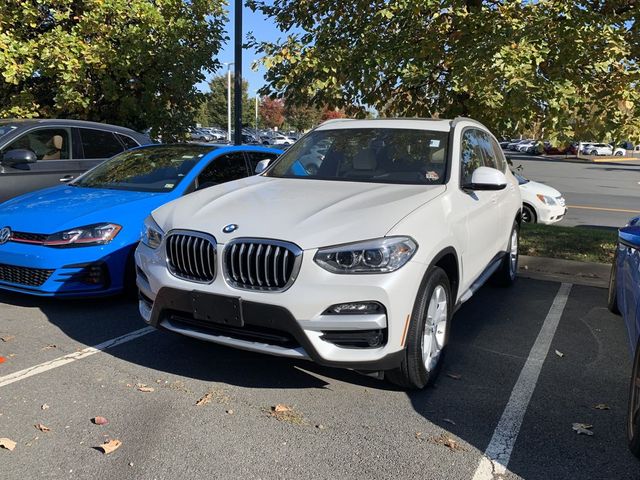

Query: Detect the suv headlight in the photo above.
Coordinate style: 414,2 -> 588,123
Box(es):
141,216 -> 164,249
314,237 -> 418,274
536,194 -> 557,205
43,223 -> 121,247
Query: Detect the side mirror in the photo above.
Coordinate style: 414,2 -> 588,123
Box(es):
620,223 -> 640,249
505,155 -> 513,167
2,149 -> 37,167
254,158 -> 271,174
463,166 -> 508,191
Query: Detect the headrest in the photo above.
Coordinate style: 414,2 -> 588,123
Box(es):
352,149 -> 377,170
431,148 -> 445,163
52,135 -> 63,150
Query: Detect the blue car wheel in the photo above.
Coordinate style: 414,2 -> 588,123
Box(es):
628,337 -> 640,458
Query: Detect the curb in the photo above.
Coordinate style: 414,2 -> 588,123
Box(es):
518,255 -> 611,288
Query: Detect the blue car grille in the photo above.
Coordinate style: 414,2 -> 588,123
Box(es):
10,231 -> 47,244
0,263 -> 54,287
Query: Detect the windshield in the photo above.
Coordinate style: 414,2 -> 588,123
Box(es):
266,128 -> 449,185
0,124 -> 17,141
73,145 -> 213,192
513,171 -> 529,185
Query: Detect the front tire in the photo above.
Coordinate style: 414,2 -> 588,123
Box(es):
522,204 -> 537,224
385,267 -> 451,390
590,150 -> 598,156
627,338 -> 640,458
492,222 -> 519,286
607,249 -> 620,314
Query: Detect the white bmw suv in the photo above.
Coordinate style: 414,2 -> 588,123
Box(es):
135,118 -> 522,389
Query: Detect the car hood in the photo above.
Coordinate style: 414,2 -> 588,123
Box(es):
520,180 -> 562,198
0,185 -> 166,234
153,176 -> 446,250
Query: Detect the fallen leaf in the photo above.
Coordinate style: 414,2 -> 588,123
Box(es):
34,423 -> 50,432
273,404 -> 291,413
267,404 -> 304,425
195,392 -> 213,406
446,373 -> 462,380
443,418 -> 457,426
415,431 -> 423,440
137,386 -> 154,393
225,409 -> 234,415
0,438 -> 17,451
41,404 -> 49,410
92,416 -> 109,426
41,344 -> 56,350
594,403 -> 610,410
430,433 -> 465,451
315,424 -> 324,429
95,439 -> 122,454
0,335 -> 15,342
0,357 -> 6,364
555,350 -> 565,358
572,423 -> 594,436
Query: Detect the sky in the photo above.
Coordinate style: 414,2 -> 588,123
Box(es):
196,4 -> 288,95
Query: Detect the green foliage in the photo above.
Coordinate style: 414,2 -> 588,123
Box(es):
248,0 -> 640,143
199,74 -> 256,128
0,0 -> 227,140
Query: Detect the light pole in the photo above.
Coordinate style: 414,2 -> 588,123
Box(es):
254,94 -> 259,131
234,0 -> 243,145
223,62 -> 234,142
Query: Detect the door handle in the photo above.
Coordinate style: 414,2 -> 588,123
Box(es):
59,175 -> 74,182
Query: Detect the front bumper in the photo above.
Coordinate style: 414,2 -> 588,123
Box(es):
136,241 -> 427,370
537,205 -> 567,225
0,240 -> 131,297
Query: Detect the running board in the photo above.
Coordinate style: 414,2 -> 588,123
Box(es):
456,252 -> 506,307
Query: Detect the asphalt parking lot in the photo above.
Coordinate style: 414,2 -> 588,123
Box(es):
0,276 -> 638,479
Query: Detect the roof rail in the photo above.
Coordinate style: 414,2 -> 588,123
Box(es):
451,117 -> 486,128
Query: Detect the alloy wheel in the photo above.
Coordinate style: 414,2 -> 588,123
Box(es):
421,285 -> 448,372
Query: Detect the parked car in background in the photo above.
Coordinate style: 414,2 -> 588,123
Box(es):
513,171 -> 566,224
262,133 -> 295,146
607,217 -> 640,459
0,144 -> 281,297
614,144 -> 640,156
0,119 -> 151,203
135,117 -> 522,390
516,140 -> 536,152
189,128 -> 213,142
583,143 -> 613,156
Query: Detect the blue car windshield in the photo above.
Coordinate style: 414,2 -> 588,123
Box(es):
266,128 -> 449,185
73,145 -> 215,192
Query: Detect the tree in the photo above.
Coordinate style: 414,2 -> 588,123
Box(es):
284,102 -> 322,131
248,0 -> 640,143
259,97 -> 285,128
203,74 -> 256,128
0,0 -> 227,140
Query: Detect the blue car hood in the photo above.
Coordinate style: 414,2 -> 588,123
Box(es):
0,185 -> 167,234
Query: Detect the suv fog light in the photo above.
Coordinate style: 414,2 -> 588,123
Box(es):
323,302 -> 384,315
320,329 -> 385,348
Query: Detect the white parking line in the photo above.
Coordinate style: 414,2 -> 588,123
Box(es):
472,282 -> 572,480
0,326 -> 154,388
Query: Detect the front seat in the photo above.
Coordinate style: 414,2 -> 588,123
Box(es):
345,149 -> 383,178
42,135 -> 63,160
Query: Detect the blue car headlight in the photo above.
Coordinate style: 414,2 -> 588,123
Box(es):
141,216 -> 164,249
44,223 -> 121,248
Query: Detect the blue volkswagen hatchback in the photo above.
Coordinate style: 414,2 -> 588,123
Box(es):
608,216 -> 640,458
0,144 -> 281,297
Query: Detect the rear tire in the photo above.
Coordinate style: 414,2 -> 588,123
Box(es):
607,249 -> 620,314
627,338 -> 640,458
492,222 -> 519,287
385,267 -> 451,390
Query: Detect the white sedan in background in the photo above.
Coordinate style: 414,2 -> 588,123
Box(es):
514,172 -> 567,224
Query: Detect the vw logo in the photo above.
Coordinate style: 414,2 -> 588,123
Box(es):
222,224 -> 238,234
0,227 -> 11,245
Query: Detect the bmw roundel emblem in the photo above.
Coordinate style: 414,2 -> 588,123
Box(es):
0,226 -> 11,245
222,224 -> 238,234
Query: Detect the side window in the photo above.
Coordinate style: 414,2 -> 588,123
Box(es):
116,134 -> 140,150
489,135 -> 507,171
79,128 -> 125,159
3,128 -> 71,160
197,152 -> 248,189
460,129 -> 485,185
245,151 -> 280,174
476,131 -> 499,170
